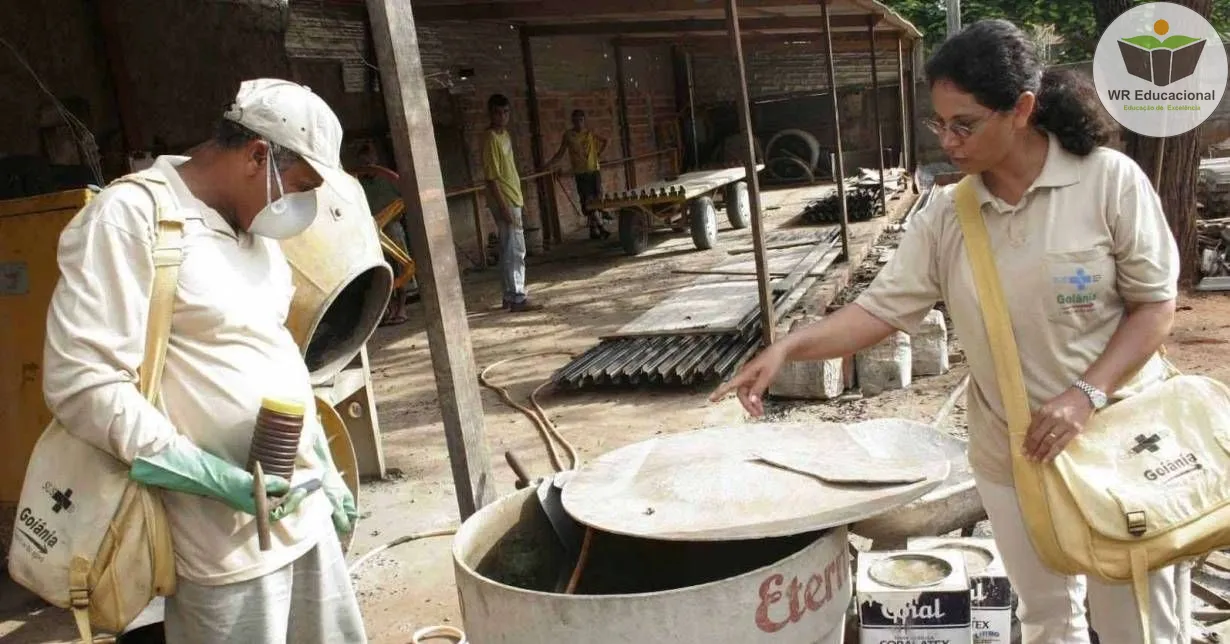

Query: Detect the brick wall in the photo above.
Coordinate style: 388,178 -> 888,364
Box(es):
1,8 -> 678,257
414,26 -> 678,246
0,0 -> 121,171
685,40 -> 908,175
689,40 -> 904,105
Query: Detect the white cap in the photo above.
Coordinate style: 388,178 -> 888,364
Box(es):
222,78 -> 354,202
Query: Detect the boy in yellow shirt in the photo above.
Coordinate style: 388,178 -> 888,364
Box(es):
545,109 -> 609,239
482,93 -> 541,312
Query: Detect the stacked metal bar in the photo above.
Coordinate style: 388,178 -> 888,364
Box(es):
553,231 -> 839,390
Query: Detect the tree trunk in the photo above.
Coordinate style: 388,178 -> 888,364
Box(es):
1092,0 -> 1212,288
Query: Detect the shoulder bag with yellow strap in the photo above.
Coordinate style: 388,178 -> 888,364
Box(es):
954,176 -> 1230,642
8,170 -> 182,643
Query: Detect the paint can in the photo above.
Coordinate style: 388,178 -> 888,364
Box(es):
908,537 -> 1014,644
857,549 -> 973,643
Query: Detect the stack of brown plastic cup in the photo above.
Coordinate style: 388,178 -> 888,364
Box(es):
247,397 -> 306,483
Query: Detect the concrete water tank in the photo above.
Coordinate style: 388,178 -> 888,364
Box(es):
453,486 -> 851,644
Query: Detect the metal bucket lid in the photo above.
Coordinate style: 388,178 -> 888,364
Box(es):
561,421 -> 951,541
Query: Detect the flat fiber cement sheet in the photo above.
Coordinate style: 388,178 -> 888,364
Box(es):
561,421 -> 950,541
608,281 -> 760,338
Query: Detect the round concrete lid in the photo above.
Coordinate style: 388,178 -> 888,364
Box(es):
561,420 -> 950,541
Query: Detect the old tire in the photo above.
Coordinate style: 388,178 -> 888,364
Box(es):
690,196 -> 718,250
724,181 -> 750,230
619,208 -> 650,255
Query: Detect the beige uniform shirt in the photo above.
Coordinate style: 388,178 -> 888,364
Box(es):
43,156 -> 332,585
856,135 -> 1179,485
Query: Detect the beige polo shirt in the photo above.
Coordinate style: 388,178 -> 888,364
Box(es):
43,156 -> 332,585
856,134 -> 1179,485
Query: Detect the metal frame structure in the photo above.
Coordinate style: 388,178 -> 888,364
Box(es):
368,0 -> 922,517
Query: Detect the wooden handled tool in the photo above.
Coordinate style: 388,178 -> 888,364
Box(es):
253,462 -> 272,551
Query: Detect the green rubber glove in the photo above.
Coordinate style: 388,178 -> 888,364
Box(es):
312,429 -> 358,535
130,435 -> 308,521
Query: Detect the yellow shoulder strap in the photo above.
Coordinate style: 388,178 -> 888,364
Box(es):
953,177 -> 1153,643
952,177 -> 1065,557
110,173 -> 185,403
67,172 -> 184,644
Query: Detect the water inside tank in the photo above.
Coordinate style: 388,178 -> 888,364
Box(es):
475,501 -> 824,595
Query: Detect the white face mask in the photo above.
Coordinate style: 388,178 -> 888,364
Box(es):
247,153 -> 318,240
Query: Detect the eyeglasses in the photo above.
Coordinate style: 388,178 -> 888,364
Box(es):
923,113 -> 995,141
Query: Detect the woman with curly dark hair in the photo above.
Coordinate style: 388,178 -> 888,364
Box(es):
713,19 -> 1188,642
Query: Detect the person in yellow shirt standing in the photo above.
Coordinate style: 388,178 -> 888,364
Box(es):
482,93 -> 542,312
545,109 -> 609,240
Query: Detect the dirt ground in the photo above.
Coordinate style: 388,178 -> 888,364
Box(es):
4,180 -> 1230,642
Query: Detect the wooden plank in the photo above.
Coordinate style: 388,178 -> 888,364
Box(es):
367,0 -> 495,519
522,15 -> 874,37
413,0 -> 912,23
606,281 -> 761,338
726,0 -> 776,346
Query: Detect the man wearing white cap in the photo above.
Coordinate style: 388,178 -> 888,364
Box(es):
43,79 -> 366,642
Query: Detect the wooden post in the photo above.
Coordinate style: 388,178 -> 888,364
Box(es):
725,0 -> 775,346
897,36 -> 909,173
366,0 -> 496,519
686,50 -> 700,171
520,30 -> 561,246
613,41 -> 636,189
907,39 -> 920,192
868,18 -> 886,217
447,90 -> 486,270
471,191 -> 486,267
821,0 -> 851,260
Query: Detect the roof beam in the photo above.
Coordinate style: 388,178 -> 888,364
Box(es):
615,31 -> 903,51
415,0 -> 869,22
523,15 -> 875,37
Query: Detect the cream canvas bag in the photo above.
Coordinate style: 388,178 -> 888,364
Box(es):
953,176 -> 1230,640
8,171 -> 182,643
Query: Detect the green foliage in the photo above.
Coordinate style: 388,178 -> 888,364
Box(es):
884,0 -> 1230,63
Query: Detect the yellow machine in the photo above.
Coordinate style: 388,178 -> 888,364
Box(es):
0,189 -> 94,508
0,175 -> 392,557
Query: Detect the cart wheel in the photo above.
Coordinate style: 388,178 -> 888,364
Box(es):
725,181 -> 750,230
619,208 -> 650,255
690,196 -> 717,250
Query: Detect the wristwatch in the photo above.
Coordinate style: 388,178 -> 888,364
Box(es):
1074,379 -> 1108,410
